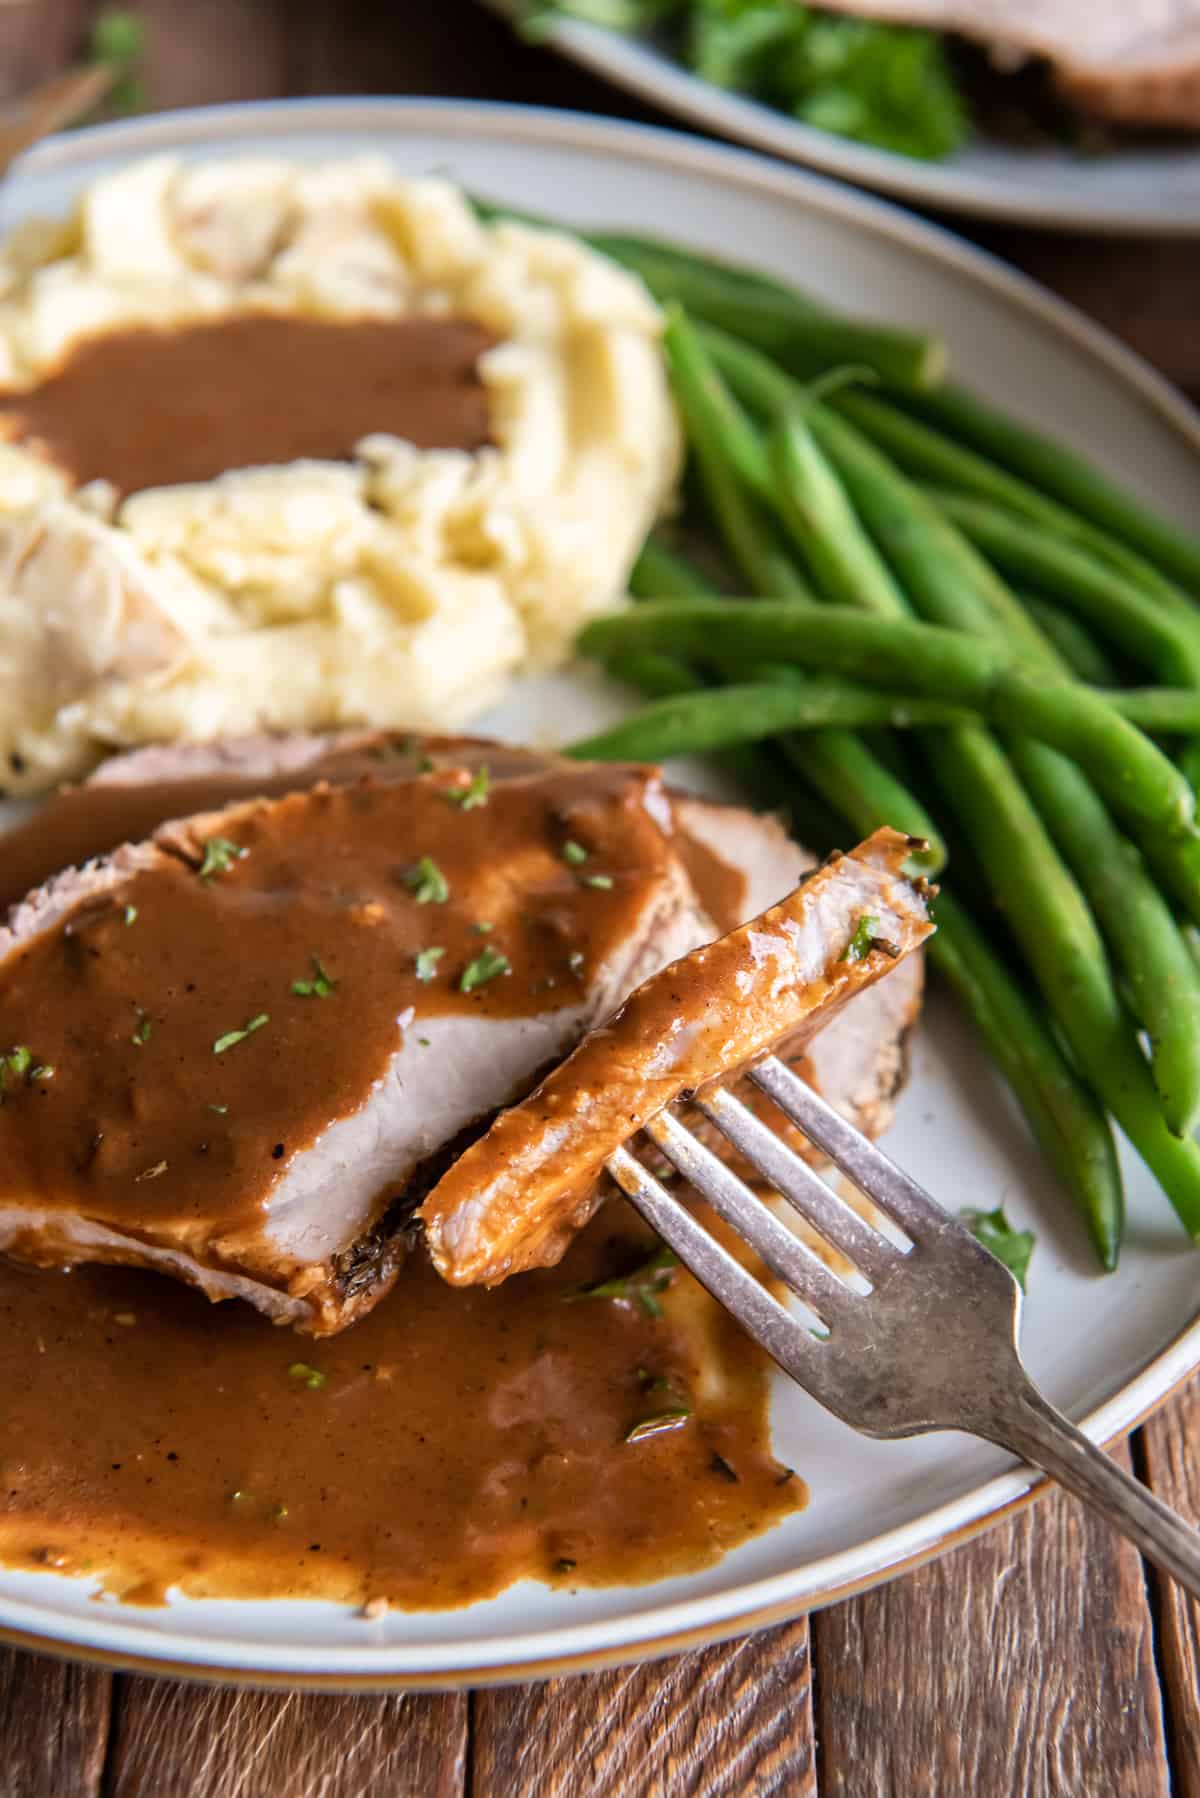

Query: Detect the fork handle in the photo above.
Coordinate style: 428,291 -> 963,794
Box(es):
991,1379 -> 1200,1599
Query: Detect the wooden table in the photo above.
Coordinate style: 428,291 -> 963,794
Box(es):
2,5 -> 1200,1792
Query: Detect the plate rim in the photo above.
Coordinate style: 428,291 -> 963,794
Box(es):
479,0 -> 1200,236
4,93 -> 1200,1686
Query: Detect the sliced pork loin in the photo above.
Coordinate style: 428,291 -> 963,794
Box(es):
421,829 -> 934,1287
0,734 -> 925,1331
818,1 -> 1200,127
0,761 -> 711,1332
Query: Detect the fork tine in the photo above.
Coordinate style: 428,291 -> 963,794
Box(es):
750,1057 -> 945,1240
642,1110 -> 861,1325
606,1145 -> 827,1386
695,1085 -> 901,1282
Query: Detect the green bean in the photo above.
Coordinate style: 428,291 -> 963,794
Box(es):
571,680 -> 975,761
898,382 -> 1200,594
769,413 -> 909,617
931,492 -> 1200,687
579,233 -> 945,390
1021,594 -> 1118,686
935,724 -> 1200,1237
833,389 -> 1196,611
1109,690 -> 1200,733
583,603 -> 1197,838
1003,736 -> 1200,1137
665,318 -> 814,600
927,893 -> 1123,1264
629,538 -> 716,602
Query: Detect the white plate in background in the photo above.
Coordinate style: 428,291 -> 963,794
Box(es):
481,1 -> 1200,235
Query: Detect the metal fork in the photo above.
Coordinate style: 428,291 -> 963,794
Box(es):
607,1055 -> 1200,1598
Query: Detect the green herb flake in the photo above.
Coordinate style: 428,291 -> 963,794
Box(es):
291,956 -> 337,999
417,1036 -> 431,1047
403,856 -> 449,905
123,905 -> 138,927
472,920 -> 494,934
0,1045 -> 45,1100
198,836 -> 247,882
459,946 -> 512,994
624,1410 -> 691,1444
87,10 -> 147,115
131,1008 -> 153,1047
841,914 -> 879,963
446,765 -> 490,810
562,840 -> 588,865
961,1206 -> 1035,1291
213,1013 -> 269,1056
414,947 -> 445,983
582,872 -> 614,891
208,1102 -> 228,1116
287,1361 -> 326,1391
555,1556 -> 577,1574
566,1246 -> 678,1316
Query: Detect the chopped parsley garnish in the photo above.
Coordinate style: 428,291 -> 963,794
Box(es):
566,1246 -> 678,1319
198,836 -> 247,882
446,765 -> 490,810
403,856 -> 449,904
417,1036 -> 431,1047
582,872 -> 614,891
123,905 -> 138,927
287,1362 -> 326,1391
624,1410 -> 690,1443
961,1206 -> 1035,1291
213,1013 -> 269,1055
562,840 -> 588,865
459,946 -> 511,993
472,920 -> 494,934
841,914 -> 879,963
414,947 -> 445,983
131,1008 -> 153,1047
291,956 -> 337,999
0,1045 -> 51,1099
208,1103 -> 229,1115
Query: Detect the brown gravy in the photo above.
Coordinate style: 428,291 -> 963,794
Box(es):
0,313 -> 493,498
0,1204 -> 801,1608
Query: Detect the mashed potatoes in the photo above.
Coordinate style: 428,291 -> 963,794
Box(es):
0,156 -> 680,792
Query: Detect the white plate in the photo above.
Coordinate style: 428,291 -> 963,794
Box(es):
482,1 -> 1200,235
2,98 -> 1199,1689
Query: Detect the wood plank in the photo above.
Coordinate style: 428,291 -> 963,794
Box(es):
472,1619 -> 815,1798
0,0 -> 92,104
105,1678 -> 467,1798
813,1456 -> 1170,1798
286,0 -> 652,116
1138,1376 -> 1200,1798
134,0 -> 289,110
0,1647 -> 111,1798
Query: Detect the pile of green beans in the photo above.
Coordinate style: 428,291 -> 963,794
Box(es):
539,221 -> 1200,1268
